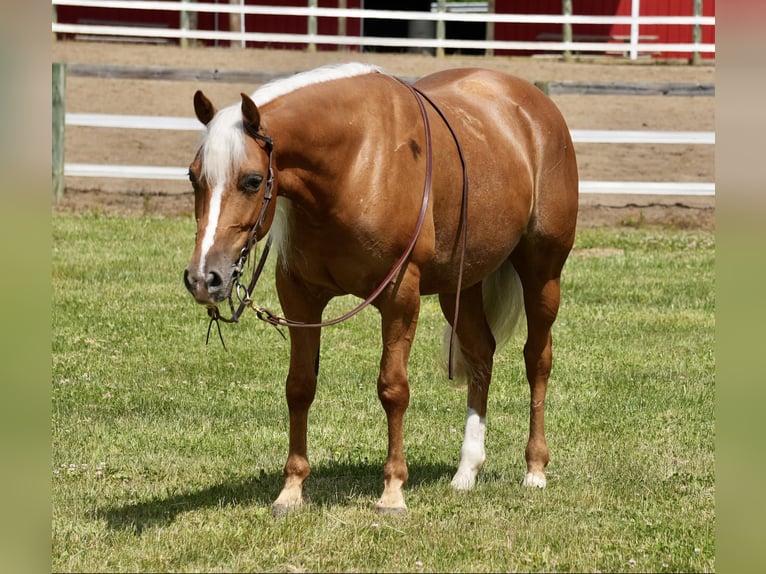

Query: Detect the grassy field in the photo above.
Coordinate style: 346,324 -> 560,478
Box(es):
51,214 -> 714,572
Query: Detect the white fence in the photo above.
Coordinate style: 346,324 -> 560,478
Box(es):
62,112 -> 715,197
66,112 -> 716,146
51,0 -> 715,60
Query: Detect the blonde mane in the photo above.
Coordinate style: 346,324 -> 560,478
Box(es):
199,63 -> 382,188
252,62 -> 383,107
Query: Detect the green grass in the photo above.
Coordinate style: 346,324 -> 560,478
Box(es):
52,214 -> 714,572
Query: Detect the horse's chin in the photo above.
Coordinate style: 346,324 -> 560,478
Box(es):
204,290 -> 233,307
189,282 -> 234,307
193,296 -> 226,308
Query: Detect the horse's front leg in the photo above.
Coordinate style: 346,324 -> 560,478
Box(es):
373,265 -> 422,514
272,269 -> 329,516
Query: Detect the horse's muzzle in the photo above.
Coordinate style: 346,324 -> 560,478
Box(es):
183,267 -> 229,305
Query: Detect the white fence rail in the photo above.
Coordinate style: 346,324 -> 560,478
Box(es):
62,112 -> 715,196
51,0 -> 715,59
62,162 -> 716,197
65,113 -> 716,146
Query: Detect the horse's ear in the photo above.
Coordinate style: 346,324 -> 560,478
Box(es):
240,93 -> 261,133
193,90 -> 216,126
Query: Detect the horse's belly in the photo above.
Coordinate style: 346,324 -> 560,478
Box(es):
418,234 -> 522,295
417,177 -> 531,295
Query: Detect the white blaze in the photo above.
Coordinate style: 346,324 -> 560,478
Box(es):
197,182 -> 225,276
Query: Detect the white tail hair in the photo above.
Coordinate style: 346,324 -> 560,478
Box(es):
442,258 -> 525,382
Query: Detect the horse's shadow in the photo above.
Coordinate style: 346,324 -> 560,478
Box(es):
99,460 -> 455,533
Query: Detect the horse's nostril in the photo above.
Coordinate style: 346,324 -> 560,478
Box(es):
183,269 -> 194,292
206,271 -> 223,290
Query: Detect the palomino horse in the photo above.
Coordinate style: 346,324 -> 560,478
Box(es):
183,63 -> 578,514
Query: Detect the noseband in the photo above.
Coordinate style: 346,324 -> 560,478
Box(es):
205,76 -> 469,378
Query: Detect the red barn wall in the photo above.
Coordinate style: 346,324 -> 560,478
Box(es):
55,0 -> 362,50
243,0 -> 361,50
608,0 -> 715,59
494,0 -> 622,54
494,0 -> 715,60
55,0 -> 713,59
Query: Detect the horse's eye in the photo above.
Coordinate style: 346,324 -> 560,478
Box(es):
240,173 -> 264,194
188,170 -> 200,189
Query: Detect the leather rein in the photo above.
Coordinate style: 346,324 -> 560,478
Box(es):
206,76 -> 468,379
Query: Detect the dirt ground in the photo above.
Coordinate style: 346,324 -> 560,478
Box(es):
52,41 -> 715,229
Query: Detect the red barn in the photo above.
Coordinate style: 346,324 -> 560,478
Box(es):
54,0 -> 714,59
611,0 -> 715,59
494,0 -> 715,60
238,0 -> 362,50
54,0 -> 362,49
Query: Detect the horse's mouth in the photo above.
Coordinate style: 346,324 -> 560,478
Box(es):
194,290 -> 231,306
183,266 -> 237,306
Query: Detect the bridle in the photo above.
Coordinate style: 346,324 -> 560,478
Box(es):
204,75 -> 469,379
203,125 -> 275,342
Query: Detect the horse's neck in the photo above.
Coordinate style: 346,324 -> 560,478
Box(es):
264,88 -> 381,209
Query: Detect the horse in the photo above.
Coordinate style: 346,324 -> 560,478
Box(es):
183,63 -> 578,515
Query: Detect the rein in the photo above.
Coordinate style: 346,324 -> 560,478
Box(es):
407,84 -> 470,380
206,76 -> 469,379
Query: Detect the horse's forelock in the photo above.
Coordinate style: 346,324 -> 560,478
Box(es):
200,105 -> 247,188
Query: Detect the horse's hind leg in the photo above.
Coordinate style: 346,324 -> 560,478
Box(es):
439,282 -> 496,490
511,238 -> 571,488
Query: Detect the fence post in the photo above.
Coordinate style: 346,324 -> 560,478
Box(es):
629,0 -> 640,60
691,0 -> 702,65
52,4 -> 58,41
180,0 -> 197,48
485,0 -> 495,57
229,0 -> 243,48
436,0 -> 446,58
52,63 -> 66,202
534,81 -> 550,95
338,0 -> 347,51
562,0 -> 572,61
307,0 -> 317,52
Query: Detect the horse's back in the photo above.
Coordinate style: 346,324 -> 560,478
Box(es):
413,68 -> 578,285
415,68 -> 578,210
414,68 -> 570,139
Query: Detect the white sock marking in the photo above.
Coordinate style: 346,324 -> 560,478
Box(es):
451,408 -> 486,490
522,472 -> 547,488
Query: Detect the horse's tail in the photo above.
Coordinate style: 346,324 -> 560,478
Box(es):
441,258 -> 525,382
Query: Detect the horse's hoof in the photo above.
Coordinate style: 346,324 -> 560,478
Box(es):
522,471 -> 547,488
450,471 -> 477,491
